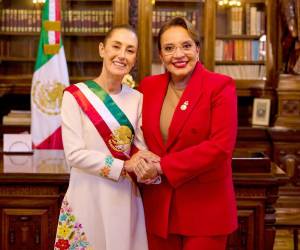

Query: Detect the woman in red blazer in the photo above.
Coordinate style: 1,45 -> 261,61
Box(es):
137,17 -> 238,250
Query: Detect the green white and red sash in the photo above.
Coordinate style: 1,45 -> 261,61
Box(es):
65,80 -> 135,160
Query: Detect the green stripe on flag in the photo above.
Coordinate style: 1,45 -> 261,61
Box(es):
84,80 -> 134,133
34,0 -> 63,71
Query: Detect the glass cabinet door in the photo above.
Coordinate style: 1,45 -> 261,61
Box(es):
0,0 -> 43,83
214,0 -> 267,81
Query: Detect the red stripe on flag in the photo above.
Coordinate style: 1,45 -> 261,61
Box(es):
55,0 -> 60,44
34,126 -> 63,149
66,85 -> 129,160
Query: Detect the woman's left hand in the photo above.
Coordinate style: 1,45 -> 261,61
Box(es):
134,158 -> 159,180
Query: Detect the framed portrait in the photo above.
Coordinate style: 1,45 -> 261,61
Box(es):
252,98 -> 271,126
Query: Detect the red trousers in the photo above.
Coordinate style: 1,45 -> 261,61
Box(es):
148,233 -> 227,250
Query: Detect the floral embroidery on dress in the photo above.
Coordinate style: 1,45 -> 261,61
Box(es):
99,155 -> 114,178
104,155 -> 114,166
99,166 -> 111,177
54,198 -> 91,250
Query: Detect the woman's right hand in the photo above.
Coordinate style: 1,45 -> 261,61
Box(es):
134,158 -> 159,180
123,150 -> 160,174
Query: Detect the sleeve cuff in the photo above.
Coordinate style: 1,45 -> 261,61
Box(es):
98,155 -> 124,181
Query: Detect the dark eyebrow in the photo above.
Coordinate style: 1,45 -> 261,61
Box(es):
162,43 -> 175,47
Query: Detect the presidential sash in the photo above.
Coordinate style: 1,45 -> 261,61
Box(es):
65,80 -> 135,160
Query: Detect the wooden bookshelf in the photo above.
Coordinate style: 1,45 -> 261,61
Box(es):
215,1 -> 268,82
0,0 -> 129,95
215,60 -> 265,65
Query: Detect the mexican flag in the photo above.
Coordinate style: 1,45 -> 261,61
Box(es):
31,0 -> 69,149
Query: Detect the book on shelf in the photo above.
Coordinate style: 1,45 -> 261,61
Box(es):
228,7 -> 243,35
0,8 -> 113,34
63,9 -> 112,33
215,39 -> 266,61
2,110 -> 31,126
0,9 -> 41,32
152,9 -> 198,35
214,65 -> 266,80
245,4 -> 265,36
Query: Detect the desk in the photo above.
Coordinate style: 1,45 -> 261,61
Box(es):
0,151 -> 287,250
229,156 -> 287,250
0,151 -> 69,250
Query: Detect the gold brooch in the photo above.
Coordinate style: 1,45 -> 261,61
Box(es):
180,101 -> 189,111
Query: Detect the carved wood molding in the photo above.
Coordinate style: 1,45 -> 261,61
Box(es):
137,0 -> 152,82
235,188 -> 266,199
275,74 -> 300,127
0,186 -> 59,196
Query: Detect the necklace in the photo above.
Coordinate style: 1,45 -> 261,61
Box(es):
169,80 -> 185,99
169,80 -> 189,111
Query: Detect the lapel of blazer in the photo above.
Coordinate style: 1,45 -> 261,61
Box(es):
165,63 -> 205,150
146,73 -> 169,152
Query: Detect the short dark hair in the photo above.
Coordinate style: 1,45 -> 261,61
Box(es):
157,16 -> 200,51
103,24 -> 137,45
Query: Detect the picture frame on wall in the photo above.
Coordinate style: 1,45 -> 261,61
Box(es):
252,98 -> 271,126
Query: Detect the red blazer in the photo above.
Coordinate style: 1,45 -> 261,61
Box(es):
138,63 -> 238,238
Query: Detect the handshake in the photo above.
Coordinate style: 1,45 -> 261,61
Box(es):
124,150 -> 162,184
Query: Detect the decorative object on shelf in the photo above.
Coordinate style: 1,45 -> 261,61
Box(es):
3,133 -> 33,153
217,0 -> 241,7
129,0 -> 138,80
33,0 -> 46,4
280,0 -> 300,74
252,98 -> 271,126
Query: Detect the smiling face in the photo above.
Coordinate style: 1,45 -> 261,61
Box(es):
99,28 -> 138,78
159,26 -> 199,81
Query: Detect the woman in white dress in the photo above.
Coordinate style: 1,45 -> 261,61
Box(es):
54,25 -> 159,250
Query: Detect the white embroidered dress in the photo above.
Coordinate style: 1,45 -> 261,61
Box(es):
54,82 -> 148,250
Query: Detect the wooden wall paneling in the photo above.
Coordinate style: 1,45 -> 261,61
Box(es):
2,208 -> 48,250
270,127 -> 300,185
265,0 -> 278,87
275,75 -> 300,128
203,0 -> 215,71
137,0 -> 152,82
273,142 -> 300,185
269,127 -> 300,249
113,0 -> 129,25
234,127 -> 272,157
227,208 -> 255,250
0,179 -> 68,250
